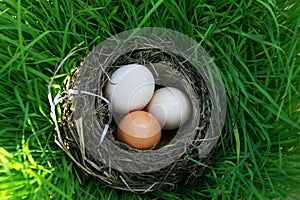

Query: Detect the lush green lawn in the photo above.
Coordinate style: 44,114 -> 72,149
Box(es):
0,0 -> 299,199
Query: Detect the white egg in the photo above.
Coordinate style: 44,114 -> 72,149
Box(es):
146,87 -> 192,130
105,64 -> 155,114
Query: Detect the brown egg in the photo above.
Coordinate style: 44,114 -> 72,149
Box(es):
116,111 -> 161,150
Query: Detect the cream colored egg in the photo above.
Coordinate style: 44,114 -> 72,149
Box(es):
105,64 -> 155,114
146,87 -> 192,130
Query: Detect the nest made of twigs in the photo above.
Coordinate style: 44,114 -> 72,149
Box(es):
52,28 -> 226,192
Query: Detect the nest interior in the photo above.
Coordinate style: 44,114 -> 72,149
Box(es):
59,37 -> 220,192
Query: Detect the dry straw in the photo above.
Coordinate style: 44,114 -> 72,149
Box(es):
48,28 -> 226,192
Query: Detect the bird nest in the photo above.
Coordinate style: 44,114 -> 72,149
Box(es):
49,28 -> 226,192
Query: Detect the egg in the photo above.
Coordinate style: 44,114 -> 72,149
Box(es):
105,64 -> 155,114
116,111 -> 161,150
146,87 -> 192,130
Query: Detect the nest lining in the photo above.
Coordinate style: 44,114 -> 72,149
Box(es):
60,48 -> 211,191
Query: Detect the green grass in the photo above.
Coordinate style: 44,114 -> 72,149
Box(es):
0,0 -> 299,199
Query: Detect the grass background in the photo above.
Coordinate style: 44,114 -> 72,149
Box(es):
0,0 -> 299,199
